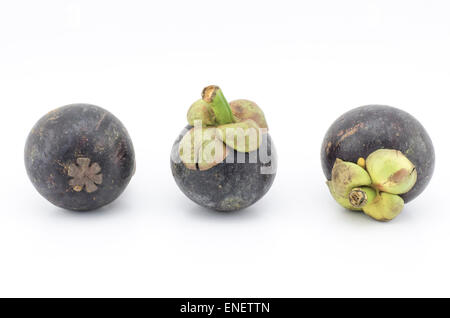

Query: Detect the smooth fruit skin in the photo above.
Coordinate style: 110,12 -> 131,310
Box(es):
321,105 -> 434,203
25,104 -> 136,211
171,126 -> 277,212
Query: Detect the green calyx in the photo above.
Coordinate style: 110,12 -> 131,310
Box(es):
366,149 -> 417,194
182,85 -> 268,169
327,149 -> 417,221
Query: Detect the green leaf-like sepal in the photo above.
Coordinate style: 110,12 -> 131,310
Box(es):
362,192 -> 404,221
366,149 -> 417,194
187,100 -> 216,126
327,159 -> 372,210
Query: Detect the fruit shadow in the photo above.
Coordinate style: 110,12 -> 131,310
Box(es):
184,201 -> 263,221
336,207 -> 372,223
335,205 -> 404,225
52,195 -> 133,219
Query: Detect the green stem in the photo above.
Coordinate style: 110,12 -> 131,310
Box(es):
202,85 -> 235,125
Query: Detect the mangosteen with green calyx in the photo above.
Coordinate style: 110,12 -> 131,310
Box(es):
321,105 -> 434,221
25,104 -> 136,211
171,85 -> 276,212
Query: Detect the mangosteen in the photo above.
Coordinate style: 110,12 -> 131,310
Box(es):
321,105 -> 434,221
25,104 -> 136,211
170,85 -> 277,212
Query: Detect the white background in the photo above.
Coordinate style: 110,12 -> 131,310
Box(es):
0,0 -> 448,297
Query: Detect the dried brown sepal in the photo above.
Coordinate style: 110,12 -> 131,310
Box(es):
202,85 -> 220,103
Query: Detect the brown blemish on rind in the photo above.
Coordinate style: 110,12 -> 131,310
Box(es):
114,141 -> 129,165
68,158 -> 103,193
326,141 -> 332,155
46,174 -> 56,189
336,123 -> 364,144
46,109 -> 61,121
55,160 -> 70,174
95,112 -> 107,131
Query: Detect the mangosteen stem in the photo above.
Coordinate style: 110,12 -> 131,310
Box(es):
202,85 -> 235,125
349,187 -> 376,209
349,189 -> 367,208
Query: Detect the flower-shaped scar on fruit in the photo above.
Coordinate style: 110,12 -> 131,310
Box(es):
170,85 -> 277,212
68,158 -> 103,193
327,149 -> 417,221
321,105 -> 435,222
